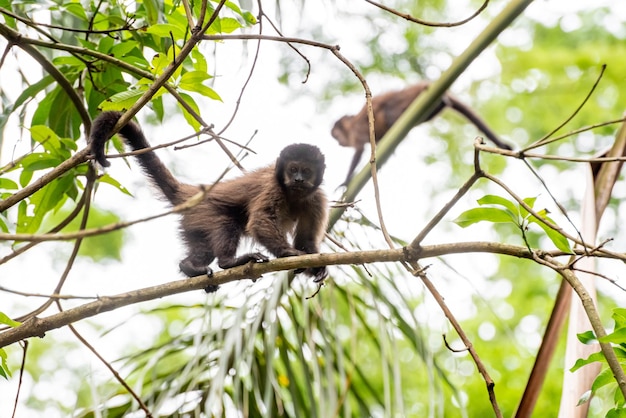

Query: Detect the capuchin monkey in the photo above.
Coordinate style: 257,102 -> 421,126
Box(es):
90,111 -> 329,291
331,81 -> 513,186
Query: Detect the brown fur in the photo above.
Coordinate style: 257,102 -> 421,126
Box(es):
331,81 -> 513,185
90,112 -> 329,288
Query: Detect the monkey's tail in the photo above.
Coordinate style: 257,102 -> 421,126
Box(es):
90,111 -> 183,205
446,97 -> 513,150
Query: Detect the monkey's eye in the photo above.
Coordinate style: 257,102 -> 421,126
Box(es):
290,166 -> 298,174
302,168 -> 311,176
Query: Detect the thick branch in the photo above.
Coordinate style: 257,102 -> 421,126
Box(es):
0,241 -> 541,348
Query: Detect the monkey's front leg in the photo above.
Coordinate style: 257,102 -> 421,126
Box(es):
272,248 -> 328,283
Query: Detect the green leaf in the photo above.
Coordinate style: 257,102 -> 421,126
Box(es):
577,330 -> 597,344
570,351 -> 605,372
19,168 -> 33,188
522,196 -> 537,207
615,383 -> 626,406
53,55 -> 85,68
179,72 -> 221,100
0,348 -> 9,379
143,0 -> 160,25
0,178 -> 18,190
224,0 -> 244,16
63,2 -> 88,21
612,308 -> 626,330
18,174 -> 73,233
146,23 -> 186,40
518,196 -> 538,218
30,125 -> 63,155
98,174 -> 133,196
477,194 -> 518,214
0,312 -> 20,328
110,40 -> 139,58
99,89 -> 145,111
180,70 -> 211,85
607,406 -> 626,418
150,47 -> 183,79
0,216 -> 8,233
216,17 -> 244,34
600,328 -> 626,345
592,367 -> 618,392
242,11 -> 257,25
177,93 -> 202,132
528,215 -> 572,253
19,153 -> 63,188
0,0 -> 16,28
453,207 -> 518,228
191,49 -> 208,73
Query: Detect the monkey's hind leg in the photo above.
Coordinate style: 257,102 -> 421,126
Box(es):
212,220 -> 270,270
179,252 -> 218,293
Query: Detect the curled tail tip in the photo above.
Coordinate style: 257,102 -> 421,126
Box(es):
94,152 -> 111,167
90,111 -> 124,167
90,138 -> 112,167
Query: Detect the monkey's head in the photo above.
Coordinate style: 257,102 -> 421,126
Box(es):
331,116 -> 351,146
276,144 -> 325,198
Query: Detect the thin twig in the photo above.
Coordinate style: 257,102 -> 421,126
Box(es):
11,341 -> 27,418
413,265 -> 502,417
63,315 -> 154,417
0,188 -> 207,243
522,64 -> 606,152
365,0 -> 490,27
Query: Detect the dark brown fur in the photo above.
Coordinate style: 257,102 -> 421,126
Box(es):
90,111 -> 328,289
331,81 -> 513,185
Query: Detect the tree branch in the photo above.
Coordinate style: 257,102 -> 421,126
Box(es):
0,241 -> 618,348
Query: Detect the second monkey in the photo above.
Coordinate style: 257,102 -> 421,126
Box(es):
331,81 -> 513,186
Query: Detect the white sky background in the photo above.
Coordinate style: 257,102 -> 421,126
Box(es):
0,0 -> 625,415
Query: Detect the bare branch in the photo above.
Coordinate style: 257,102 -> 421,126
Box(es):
365,0 -> 490,27
1,241 -> 621,348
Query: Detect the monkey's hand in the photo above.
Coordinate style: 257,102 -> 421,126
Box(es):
219,252 -> 270,269
277,248 -> 311,275
279,249 -> 328,283
278,248 -> 306,258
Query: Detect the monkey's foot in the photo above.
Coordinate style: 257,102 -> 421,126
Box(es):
179,260 -> 218,293
180,259 -> 213,277
204,284 -> 219,293
203,266 -> 219,293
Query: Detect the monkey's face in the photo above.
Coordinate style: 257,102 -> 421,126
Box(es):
276,143 -> 325,198
282,160 -> 320,193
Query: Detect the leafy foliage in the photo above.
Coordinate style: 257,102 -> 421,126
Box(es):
454,194 -> 572,253
571,308 -> 626,415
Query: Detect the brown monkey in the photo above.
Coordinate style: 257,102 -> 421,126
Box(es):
331,81 -> 513,185
90,111 -> 328,291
